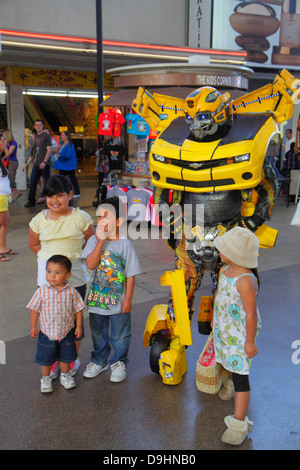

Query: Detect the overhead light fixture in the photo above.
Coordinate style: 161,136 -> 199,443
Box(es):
2,39 -> 189,61
210,58 -> 247,66
68,92 -> 98,98
23,89 -> 68,97
22,88 -> 101,98
1,29 -> 247,60
2,40 -> 94,54
104,50 -> 188,61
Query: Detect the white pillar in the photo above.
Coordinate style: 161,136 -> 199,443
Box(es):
9,85 -> 27,191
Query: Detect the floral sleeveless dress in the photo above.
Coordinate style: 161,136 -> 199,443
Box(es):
213,266 -> 261,375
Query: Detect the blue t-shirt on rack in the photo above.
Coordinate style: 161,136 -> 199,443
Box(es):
125,113 -> 149,136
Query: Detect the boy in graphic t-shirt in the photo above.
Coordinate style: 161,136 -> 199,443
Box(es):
82,197 -> 141,383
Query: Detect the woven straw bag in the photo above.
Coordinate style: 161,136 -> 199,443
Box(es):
196,331 -> 222,394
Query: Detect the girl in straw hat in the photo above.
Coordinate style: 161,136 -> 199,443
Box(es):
213,226 -> 261,446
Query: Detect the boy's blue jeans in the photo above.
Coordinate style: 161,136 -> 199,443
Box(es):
89,312 -> 131,366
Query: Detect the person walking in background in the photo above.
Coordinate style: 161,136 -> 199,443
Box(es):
284,129 -> 295,156
212,227 -> 261,446
0,133 -> 18,261
53,131 -> 81,198
4,130 -> 21,201
24,119 -> 52,208
282,142 -> 299,177
22,129 -> 37,174
44,128 -> 59,164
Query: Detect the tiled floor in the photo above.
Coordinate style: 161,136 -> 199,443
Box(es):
0,179 -> 299,451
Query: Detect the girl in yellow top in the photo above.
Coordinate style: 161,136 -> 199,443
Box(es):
28,175 -> 95,375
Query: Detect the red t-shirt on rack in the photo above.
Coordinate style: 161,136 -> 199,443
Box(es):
98,109 -> 115,136
111,108 -> 126,138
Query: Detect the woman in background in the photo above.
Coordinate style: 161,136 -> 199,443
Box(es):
5,130 -> 21,201
53,131 -> 81,198
0,133 -> 17,261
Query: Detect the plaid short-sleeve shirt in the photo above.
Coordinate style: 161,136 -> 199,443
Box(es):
27,283 -> 85,341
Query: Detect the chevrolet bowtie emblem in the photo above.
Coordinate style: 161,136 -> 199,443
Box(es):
189,162 -> 203,169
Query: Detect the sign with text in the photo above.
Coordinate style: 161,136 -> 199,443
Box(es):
11,67 -> 115,90
196,73 -> 248,89
188,0 -> 213,48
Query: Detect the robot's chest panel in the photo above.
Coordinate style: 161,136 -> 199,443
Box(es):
182,191 -> 242,224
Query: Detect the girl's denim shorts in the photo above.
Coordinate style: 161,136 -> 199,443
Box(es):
35,328 -> 77,366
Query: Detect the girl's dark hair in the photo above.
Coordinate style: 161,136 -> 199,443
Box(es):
43,174 -> 72,197
0,134 -> 8,177
47,254 -> 72,272
251,267 -> 260,292
98,196 -> 126,220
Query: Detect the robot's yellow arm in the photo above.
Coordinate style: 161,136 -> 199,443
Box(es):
230,69 -> 300,124
132,87 -> 186,133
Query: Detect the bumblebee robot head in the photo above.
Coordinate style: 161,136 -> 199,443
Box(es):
184,87 -> 231,140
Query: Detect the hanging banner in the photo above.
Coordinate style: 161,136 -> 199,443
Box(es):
11,67 -> 115,90
212,0 -> 300,66
188,0 -> 213,49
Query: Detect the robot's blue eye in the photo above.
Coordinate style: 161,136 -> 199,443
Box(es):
198,112 -> 211,120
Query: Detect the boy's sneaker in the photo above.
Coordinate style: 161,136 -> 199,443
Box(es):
83,361 -> 108,378
69,357 -> 80,377
110,361 -> 126,383
60,372 -> 76,390
49,361 -> 59,380
40,376 -> 53,393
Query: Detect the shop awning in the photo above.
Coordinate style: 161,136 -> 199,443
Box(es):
101,87 -> 246,107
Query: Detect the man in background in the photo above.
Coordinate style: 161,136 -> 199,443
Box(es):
24,119 -> 52,208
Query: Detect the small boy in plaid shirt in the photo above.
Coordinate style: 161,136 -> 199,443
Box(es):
27,255 -> 85,393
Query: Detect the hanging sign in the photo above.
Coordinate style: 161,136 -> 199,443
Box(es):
11,67 -> 115,90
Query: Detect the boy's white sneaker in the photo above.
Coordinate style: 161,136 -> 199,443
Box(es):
40,376 -> 53,393
83,361 -> 109,378
60,372 -> 76,389
110,361 -> 126,383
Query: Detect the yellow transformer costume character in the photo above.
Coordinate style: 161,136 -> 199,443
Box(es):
132,69 -> 300,385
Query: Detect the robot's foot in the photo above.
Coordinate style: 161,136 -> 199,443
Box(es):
158,338 -> 187,385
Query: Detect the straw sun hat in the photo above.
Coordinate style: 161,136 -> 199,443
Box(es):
214,226 -> 260,268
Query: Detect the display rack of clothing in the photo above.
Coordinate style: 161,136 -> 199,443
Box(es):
93,139 -> 128,207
